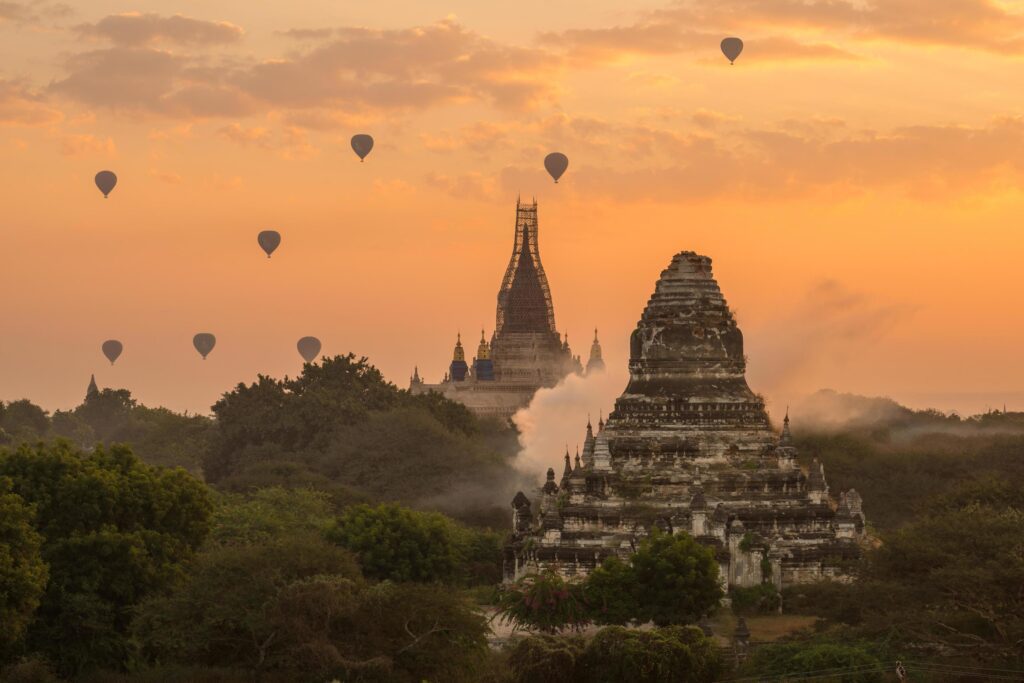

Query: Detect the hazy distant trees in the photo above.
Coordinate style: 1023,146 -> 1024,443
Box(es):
205,354 -> 519,520
783,478 -> 1024,665
0,399 -> 49,444
0,391 -> 213,473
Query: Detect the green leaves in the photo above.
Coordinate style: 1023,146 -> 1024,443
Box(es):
0,442 -> 212,675
507,626 -> 723,683
0,481 -> 48,651
328,503 -> 500,585
496,570 -> 591,634
498,530 -> 722,634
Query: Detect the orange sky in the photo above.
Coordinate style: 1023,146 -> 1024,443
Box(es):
2,0 -> 1023,417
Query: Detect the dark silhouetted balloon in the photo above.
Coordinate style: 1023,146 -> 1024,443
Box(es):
95,171 -> 117,198
258,230 -> 281,258
351,134 -> 374,161
101,339 -> 123,365
721,37 -> 744,64
544,152 -> 569,183
297,336 -> 321,363
193,333 -> 216,360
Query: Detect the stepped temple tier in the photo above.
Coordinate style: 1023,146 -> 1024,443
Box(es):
504,252 -> 866,590
410,199 -> 604,420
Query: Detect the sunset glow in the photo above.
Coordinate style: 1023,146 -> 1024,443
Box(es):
2,0 -> 1023,415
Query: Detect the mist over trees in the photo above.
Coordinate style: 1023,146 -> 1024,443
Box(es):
1,360 -> 1023,680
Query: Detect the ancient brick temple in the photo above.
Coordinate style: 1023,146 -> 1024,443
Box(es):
410,199 -> 602,420
504,252 -> 866,589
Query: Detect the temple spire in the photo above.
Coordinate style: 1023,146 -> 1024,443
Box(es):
86,374 -> 98,399
495,199 -> 556,336
780,407 -> 792,446
561,447 -> 572,488
586,327 -> 605,374
450,332 -> 468,381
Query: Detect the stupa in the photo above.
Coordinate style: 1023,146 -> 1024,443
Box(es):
504,252 -> 865,590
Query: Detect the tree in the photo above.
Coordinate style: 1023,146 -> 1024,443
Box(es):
0,442 -> 212,675
863,496 -> 1024,661
584,556 -> 640,626
0,482 -> 48,652
328,503 -> 497,584
208,487 -> 337,547
741,642 -> 884,683
495,570 -> 591,633
134,540 -> 490,682
628,529 -> 722,626
202,355 -> 518,521
347,582 -> 490,682
0,401 -> 49,444
75,388 -> 135,442
507,633 -> 585,683
783,479 -> 1024,666
577,626 -> 722,683
506,626 -> 722,683
132,535 -> 363,673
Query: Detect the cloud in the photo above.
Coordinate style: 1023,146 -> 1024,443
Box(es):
492,113 -> 1024,202
670,0 -> 1024,53
540,12 -> 859,63
0,79 -> 62,126
512,367 -> 628,478
50,47 -> 255,118
50,18 -> 556,119
423,171 -> 500,201
216,122 -> 319,159
748,279 -> 916,397
420,121 -> 517,154
238,19 -> 556,112
217,122 -> 271,147
77,13 -> 244,47
0,2 -> 31,21
541,0 -> 1024,63
278,27 -> 334,41
149,168 -> 183,184
58,133 -> 115,156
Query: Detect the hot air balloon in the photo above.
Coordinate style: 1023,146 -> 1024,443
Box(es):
351,134 -> 374,162
258,230 -> 281,258
193,333 -> 216,360
101,340 -> 123,365
544,152 -> 569,183
721,37 -> 744,64
95,171 -> 117,198
297,336 -> 322,363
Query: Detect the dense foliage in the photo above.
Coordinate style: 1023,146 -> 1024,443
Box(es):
0,482 -> 48,652
507,626 -> 722,683
0,442 -> 212,676
204,354 -> 522,519
132,496 -> 493,682
4,372 -> 1024,680
0,390 -> 212,473
782,479 -> 1024,666
496,570 -> 591,633
498,530 -> 721,632
329,502 -> 502,585
740,641 -> 884,683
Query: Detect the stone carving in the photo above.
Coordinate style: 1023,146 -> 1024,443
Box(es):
504,252 -> 866,589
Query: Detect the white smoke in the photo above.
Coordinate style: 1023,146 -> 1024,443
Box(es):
511,364 -> 630,479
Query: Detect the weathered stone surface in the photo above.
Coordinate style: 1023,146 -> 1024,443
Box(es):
504,252 -> 866,589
